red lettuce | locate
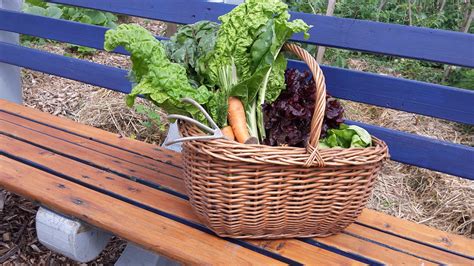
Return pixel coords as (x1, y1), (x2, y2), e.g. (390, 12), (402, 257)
(263, 68), (344, 147)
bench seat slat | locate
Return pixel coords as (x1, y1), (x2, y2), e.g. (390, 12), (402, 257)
(358, 209), (474, 259)
(0, 99), (179, 165)
(46, 0), (474, 67)
(2, 18), (473, 125)
(0, 111), (182, 177)
(0, 157), (288, 265)
(0, 118), (186, 195)
(0, 101), (472, 264)
(2, 111), (471, 264)
(343, 223), (471, 263)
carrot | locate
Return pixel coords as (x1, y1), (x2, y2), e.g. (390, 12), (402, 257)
(228, 97), (251, 144)
(221, 126), (235, 141)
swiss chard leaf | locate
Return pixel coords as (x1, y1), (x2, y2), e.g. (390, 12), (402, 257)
(206, 0), (310, 140)
(104, 24), (213, 124)
(163, 21), (219, 88)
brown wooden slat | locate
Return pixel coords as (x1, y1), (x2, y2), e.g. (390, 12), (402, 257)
(0, 133), (444, 265)
(0, 111), (183, 178)
(358, 209), (474, 258)
(0, 118), (186, 195)
(2, 100), (472, 264)
(315, 233), (436, 265)
(248, 240), (364, 266)
(0, 99), (181, 166)
(0, 156), (285, 265)
(343, 223), (471, 264)
(0, 134), (360, 265)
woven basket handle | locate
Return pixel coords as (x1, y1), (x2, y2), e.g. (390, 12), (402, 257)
(284, 44), (326, 161)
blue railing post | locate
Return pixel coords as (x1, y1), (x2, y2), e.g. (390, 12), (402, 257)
(0, 0), (23, 104)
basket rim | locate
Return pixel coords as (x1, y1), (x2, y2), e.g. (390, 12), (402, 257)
(180, 122), (389, 167)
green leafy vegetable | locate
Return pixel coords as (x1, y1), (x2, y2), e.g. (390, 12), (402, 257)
(163, 21), (220, 88)
(203, 0), (311, 141)
(319, 124), (372, 149)
(104, 24), (214, 123)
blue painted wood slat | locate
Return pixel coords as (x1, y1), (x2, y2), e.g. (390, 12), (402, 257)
(0, 41), (472, 179)
(0, 42), (131, 93)
(0, 9), (143, 54)
(1, 9), (473, 125)
(288, 60), (474, 125)
(347, 121), (474, 180)
(47, 0), (474, 67)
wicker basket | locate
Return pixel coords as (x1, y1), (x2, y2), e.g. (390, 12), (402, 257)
(179, 43), (389, 239)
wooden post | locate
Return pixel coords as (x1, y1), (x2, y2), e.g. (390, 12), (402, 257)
(461, 6), (473, 33)
(408, 0), (413, 26)
(378, 0), (387, 11)
(0, 0), (23, 104)
(316, 0), (336, 63)
(438, 0), (446, 13)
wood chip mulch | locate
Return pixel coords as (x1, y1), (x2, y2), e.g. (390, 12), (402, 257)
(0, 190), (126, 265)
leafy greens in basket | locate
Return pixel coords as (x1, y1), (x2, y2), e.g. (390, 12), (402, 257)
(103, 0), (310, 144)
(163, 21), (220, 89)
(204, 0), (310, 139)
(104, 24), (217, 124)
(319, 124), (372, 149)
(104, 0), (371, 148)
(263, 68), (371, 148)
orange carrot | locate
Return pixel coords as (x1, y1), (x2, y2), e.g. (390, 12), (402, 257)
(228, 97), (250, 144)
(221, 126), (235, 141)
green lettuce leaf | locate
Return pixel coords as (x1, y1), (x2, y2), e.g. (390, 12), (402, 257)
(104, 24), (213, 123)
(318, 124), (372, 149)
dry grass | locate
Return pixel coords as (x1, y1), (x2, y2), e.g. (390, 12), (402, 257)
(344, 59), (473, 238)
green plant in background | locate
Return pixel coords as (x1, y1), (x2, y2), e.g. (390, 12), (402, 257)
(284, 0), (473, 90)
(23, 0), (118, 27)
(23, 1), (62, 18)
(60, 6), (118, 28)
(446, 68), (474, 90)
(134, 104), (167, 132)
(284, 0), (326, 13)
(22, 0), (118, 55)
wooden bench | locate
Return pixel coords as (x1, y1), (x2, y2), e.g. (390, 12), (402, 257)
(1, 0), (473, 264)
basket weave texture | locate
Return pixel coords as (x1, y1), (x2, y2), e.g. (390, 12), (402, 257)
(179, 43), (389, 239)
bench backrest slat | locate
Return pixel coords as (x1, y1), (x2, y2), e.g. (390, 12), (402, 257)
(48, 0), (474, 67)
(1, 40), (472, 180)
(349, 121), (474, 180)
(289, 60), (474, 125)
(0, 41), (130, 92)
(2, 9), (473, 125)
